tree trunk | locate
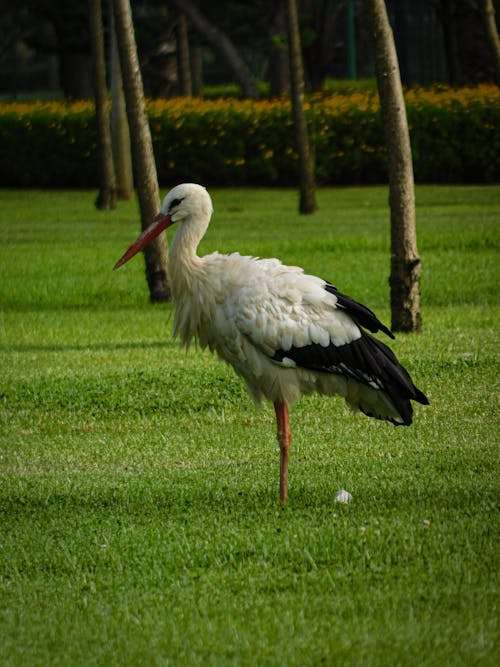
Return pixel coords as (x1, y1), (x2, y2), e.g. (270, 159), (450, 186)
(268, 43), (289, 97)
(438, 0), (462, 85)
(112, 0), (170, 302)
(191, 42), (203, 97)
(59, 51), (91, 98)
(169, 0), (259, 98)
(177, 12), (192, 96)
(268, 2), (289, 97)
(110, 0), (133, 200)
(362, 0), (421, 332)
(89, 0), (117, 210)
(302, 0), (342, 90)
(483, 0), (500, 84)
(285, 0), (317, 214)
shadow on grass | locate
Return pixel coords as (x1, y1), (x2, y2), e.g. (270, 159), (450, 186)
(3, 465), (495, 522)
(2, 340), (170, 354)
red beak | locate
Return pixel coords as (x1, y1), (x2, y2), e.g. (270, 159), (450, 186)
(113, 212), (172, 270)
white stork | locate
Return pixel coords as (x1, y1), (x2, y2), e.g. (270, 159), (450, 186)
(114, 183), (428, 504)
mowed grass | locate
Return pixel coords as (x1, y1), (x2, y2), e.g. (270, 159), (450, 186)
(0, 185), (498, 666)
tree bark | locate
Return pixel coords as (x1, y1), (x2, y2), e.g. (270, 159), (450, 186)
(437, 0), (462, 85)
(302, 0), (343, 90)
(168, 0), (259, 98)
(285, 0), (317, 214)
(89, 0), (117, 210)
(110, 0), (133, 200)
(268, 2), (289, 97)
(483, 0), (500, 84)
(191, 42), (203, 97)
(59, 51), (91, 98)
(112, 0), (170, 302)
(176, 12), (192, 96)
(362, 0), (421, 332)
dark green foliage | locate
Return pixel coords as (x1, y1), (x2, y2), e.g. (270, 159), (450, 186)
(1, 85), (498, 188)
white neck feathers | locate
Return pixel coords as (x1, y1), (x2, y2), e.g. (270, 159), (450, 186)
(167, 207), (213, 345)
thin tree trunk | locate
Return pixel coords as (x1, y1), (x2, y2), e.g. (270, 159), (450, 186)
(89, 0), (117, 210)
(169, 0), (259, 98)
(483, 0), (500, 84)
(191, 42), (203, 97)
(177, 12), (192, 96)
(110, 0), (133, 200)
(438, 0), (462, 85)
(59, 52), (91, 98)
(285, 0), (317, 214)
(112, 0), (170, 302)
(363, 0), (421, 332)
(268, 3), (289, 97)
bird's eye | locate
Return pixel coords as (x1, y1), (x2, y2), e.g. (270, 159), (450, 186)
(169, 197), (184, 211)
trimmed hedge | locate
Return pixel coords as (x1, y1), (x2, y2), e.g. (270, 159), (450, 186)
(0, 85), (498, 187)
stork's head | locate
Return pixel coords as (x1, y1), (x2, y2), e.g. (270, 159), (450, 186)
(113, 183), (213, 270)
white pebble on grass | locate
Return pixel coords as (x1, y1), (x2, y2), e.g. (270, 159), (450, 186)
(334, 489), (352, 504)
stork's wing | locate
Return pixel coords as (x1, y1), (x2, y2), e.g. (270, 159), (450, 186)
(229, 262), (427, 423)
(231, 264), (391, 358)
(230, 262), (363, 356)
(324, 282), (394, 339)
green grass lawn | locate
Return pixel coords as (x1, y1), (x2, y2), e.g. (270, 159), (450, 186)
(0, 185), (498, 665)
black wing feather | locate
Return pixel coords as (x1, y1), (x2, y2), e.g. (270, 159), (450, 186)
(272, 283), (428, 425)
(325, 282), (394, 339)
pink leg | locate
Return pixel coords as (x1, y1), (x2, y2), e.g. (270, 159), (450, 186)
(274, 401), (291, 504)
